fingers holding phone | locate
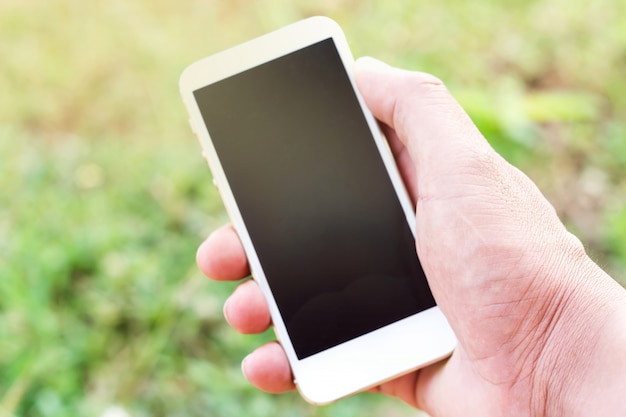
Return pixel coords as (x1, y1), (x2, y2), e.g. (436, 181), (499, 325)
(198, 226), (294, 392)
(196, 225), (249, 281)
(197, 226), (273, 337)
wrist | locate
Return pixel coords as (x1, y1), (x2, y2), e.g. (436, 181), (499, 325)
(531, 252), (626, 417)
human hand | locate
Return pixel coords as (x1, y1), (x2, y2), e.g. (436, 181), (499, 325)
(197, 58), (626, 416)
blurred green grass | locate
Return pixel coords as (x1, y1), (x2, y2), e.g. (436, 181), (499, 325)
(1, 0), (625, 416)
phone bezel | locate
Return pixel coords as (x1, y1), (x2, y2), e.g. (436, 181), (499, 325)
(180, 16), (456, 404)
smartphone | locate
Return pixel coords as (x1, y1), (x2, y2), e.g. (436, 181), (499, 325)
(179, 16), (456, 404)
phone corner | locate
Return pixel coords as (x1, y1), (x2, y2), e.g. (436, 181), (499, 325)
(298, 15), (341, 35)
(294, 382), (342, 407)
(178, 65), (194, 97)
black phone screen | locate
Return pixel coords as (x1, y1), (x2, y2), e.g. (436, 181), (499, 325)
(194, 38), (435, 359)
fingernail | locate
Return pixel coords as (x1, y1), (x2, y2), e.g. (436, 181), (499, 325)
(223, 297), (232, 326)
(241, 353), (251, 377)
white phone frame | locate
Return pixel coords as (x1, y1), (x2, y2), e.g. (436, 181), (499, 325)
(180, 16), (456, 404)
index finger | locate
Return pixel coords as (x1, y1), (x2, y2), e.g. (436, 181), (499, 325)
(197, 224), (250, 281)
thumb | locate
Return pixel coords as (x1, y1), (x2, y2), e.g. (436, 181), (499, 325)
(354, 57), (492, 200)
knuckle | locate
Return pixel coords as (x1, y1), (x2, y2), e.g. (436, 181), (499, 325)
(392, 71), (453, 130)
(407, 72), (448, 98)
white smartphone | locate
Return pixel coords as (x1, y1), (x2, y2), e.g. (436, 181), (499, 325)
(180, 16), (456, 404)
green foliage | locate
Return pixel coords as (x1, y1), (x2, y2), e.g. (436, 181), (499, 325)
(1, 0), (625, 416)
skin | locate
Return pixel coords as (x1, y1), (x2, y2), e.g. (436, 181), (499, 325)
(196, 57), (626, 416)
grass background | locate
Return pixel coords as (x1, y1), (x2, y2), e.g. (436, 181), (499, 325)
(1, 0), (625, 416)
